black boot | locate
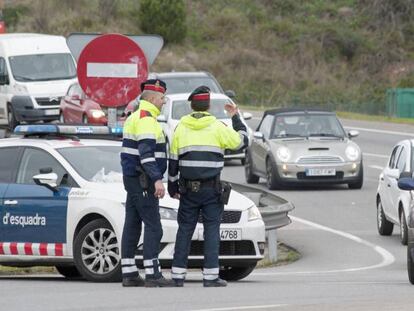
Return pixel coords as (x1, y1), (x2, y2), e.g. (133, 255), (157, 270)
(203, 278), (227, 287)
(145, 275), (176, 287)
(122, 275), (145, 287)
(173, 279), (184, 287)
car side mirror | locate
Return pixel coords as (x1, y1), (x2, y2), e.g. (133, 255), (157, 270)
(348, 130), (359, 139)
(225, 90), (236, 98)
(33, 172), (58, 192)
(400, 171), (412, 179)
(242, 112), (252, 120)
(398, 177), (414, 191)
(253, 131), (264, 140)
(0, 74), (9, 85)
(157, 115), (167, 123)
(71, 94), (80, 100)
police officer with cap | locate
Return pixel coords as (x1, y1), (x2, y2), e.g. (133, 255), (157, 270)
(168, 86), (248, 287)
(120, 79), (174, 287)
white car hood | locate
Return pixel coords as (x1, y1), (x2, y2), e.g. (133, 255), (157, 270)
(83, 182), (254, 211)
(20, 79), (77, 97)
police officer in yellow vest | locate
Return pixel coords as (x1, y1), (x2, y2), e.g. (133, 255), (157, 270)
(168, 86), (248, 287)
(120, 79), (174, 287)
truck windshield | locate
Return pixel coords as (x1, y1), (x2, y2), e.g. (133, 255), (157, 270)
(9, 53), (76, 82)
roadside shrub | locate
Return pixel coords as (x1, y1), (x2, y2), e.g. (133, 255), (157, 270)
(138, 0), (187, 44)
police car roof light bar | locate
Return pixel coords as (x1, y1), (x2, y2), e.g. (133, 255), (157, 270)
(14, 124), (123, 139)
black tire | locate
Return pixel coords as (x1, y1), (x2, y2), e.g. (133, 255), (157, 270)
(55, 265), (83, 279)
(73, 218), (121, 282)
(377, 198), (393, 236)
(219, 264), (256, 281)
(348, 162), (364, 189)
(266, 157), (281, 190)
(7, 104), (19, 130)
(408, 244), (414, 285)
(400, 209), (408, 245)
(245, 151), (259, 184)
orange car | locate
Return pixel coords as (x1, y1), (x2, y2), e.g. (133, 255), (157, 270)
(59, 83), (137, 125)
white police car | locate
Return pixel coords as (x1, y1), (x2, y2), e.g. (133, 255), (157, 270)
(0, 125), (265, 282)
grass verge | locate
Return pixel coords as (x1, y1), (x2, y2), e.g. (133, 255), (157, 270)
(257, 242), (300, 268)
(0, 266), (57, 275)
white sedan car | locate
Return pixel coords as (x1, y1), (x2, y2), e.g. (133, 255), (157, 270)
(0, 125), (265, 282)
(376, 139), (413, 245)
(158, 93), (252, 164)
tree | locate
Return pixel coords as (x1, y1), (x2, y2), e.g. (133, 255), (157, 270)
(138, 0), (187, 44)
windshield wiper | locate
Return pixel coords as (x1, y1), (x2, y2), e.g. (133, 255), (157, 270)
(274, 134), (307, 139)
(309, 133), (343, 139)
(13, 75), (36, 81)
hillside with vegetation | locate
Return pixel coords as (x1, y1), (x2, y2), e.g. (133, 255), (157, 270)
(4, 0), (414, 114)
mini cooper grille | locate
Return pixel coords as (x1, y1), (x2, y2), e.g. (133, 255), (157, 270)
(297, 156), (343, 164)
(198, 211), (241, 224)
(190, 241), (256, 256)
(35, 97), (61, 106)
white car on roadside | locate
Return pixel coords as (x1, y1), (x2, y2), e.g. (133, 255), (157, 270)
(376, 139), (413, 245)
(158, 93), (252, 164)
(0, 124), (265, 282)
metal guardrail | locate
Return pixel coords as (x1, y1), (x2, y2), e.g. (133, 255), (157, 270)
(227, 181), (295, 230)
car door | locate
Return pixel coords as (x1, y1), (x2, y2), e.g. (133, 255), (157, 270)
(0, 146), (21, 251)
(2, 147), (74, 256)
(381, 145), (402, 221)
(64, 84), (82, 123)
(251, 114), (274, 174)
(389, 143), (409, 221)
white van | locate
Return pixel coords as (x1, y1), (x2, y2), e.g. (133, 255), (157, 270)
(0, 33), (77, 129)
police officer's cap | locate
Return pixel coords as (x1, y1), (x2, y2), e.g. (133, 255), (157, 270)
(140, 79), (167, 94)
(188, 86), (210, 111)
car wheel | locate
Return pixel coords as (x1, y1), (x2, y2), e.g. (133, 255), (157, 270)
(377, 199), (393, 236)
(245, 151), (259, 184)
(73, 218), (121, 282)
(7, 104), (19, 130)
(55, 265), (83, 279)
(266, 157), (281, 190)
(348, 161), (364, 189)
(408, 244), (414, 285)
(400, 209), (408, 245)
(219, 264), (256, 281)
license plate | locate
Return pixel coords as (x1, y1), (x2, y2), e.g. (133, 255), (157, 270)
(44, 109), (60, 116)
(198, 228), (242, 241)
(305, 168), (336, 176)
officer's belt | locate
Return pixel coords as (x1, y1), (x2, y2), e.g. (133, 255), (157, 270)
(183, 178), (218, 192)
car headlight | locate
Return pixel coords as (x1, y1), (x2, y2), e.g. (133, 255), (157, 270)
(276, 147), (291, 162)
(91, 109), (106, 119)
(13, 84), (29, 95)
(247, 205), (262, 221)
(345, 145), (359, 161)
(159, 207), (178, 220)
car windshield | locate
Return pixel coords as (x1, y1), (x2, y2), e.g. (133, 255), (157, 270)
(9, 53), (76, 82)
(171, 98), (231, 120)
(271, 113), (345, 139)
(162, 77), (222, 94)
(57, 146), (123, 183)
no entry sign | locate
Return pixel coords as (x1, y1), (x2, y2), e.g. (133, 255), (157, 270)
(77, 33), (148, 107)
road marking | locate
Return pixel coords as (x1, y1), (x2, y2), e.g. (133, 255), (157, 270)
(252, 216), (395, 276)
(192, 304), (286, 311)
(369, 165), (383, 170)
(363, 152), (389, 159)
(344, 126), (414, 137)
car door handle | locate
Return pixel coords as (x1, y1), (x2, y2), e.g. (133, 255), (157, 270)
(387, 184), (391, 187)
(380, 177), (384, 181)
(4, 200), (18, 205)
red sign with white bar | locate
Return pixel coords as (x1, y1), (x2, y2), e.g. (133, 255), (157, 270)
(77, 33), (148, 108)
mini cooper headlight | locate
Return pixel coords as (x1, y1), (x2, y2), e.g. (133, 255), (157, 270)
(248, 205), (262, 221)
(345, 145), (359, 161)
(276, 147), (291, 162)
(159, 207), (178, 220)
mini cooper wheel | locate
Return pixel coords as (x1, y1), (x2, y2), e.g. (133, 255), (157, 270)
(377, 198), (393, 236)
(245, 151), (259, 184)
(400, 210), (408, 245)
(266, 157), (281, 190)
(73, 219), (121, 282)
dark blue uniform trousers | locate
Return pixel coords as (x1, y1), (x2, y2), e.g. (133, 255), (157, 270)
(171, 187), (224, 281)
(121, 175), (163, 279)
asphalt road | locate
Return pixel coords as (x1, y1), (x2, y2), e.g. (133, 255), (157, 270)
(2, 115), (414, 311)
